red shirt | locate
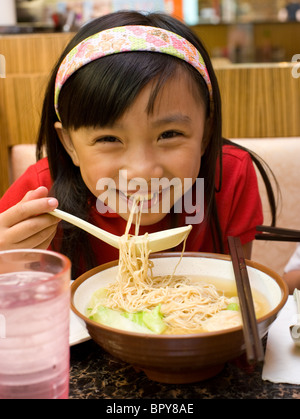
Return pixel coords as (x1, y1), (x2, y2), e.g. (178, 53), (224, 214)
(0, 144), (263, 266)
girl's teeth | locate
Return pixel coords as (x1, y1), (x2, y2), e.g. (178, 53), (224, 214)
(125, 192), (156, 201)
(137, 193), (155, 202)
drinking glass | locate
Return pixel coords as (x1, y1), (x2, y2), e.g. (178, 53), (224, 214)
(0, 249), (71, 399)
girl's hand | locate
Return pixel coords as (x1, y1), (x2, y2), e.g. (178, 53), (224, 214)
(0, 186), (60, 251)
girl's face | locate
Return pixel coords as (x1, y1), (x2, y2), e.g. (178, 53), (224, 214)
(56, 71), (208, 225)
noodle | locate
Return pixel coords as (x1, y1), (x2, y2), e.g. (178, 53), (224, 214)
(90, 197), (232, 333)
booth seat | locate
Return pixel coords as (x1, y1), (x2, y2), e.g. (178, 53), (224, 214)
(10, 138), (300, 275)
(10, 144), (37, 183)
(233, 138), (300, 275)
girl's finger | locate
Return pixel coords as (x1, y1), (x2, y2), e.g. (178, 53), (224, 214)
(5, 213), (60, 244)
(20, 186), (49, 203)
(2, 197), (59, 228)
(5, 223), (59, 251)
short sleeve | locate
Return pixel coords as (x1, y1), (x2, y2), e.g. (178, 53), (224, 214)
(216, 146), (263, 252)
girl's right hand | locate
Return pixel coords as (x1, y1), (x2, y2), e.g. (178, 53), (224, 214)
(0, 186), (60, 251)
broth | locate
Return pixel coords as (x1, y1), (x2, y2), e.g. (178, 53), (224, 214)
(162, 275), (271, 334)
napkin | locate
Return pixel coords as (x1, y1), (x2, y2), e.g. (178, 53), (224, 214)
(69, 310), (90, 346)
(262, 295), (300, 384)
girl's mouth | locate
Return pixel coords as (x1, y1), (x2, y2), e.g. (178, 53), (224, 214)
(118, 190), (163, 211)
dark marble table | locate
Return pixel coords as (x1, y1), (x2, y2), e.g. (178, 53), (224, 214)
(69, 339), (299, 400)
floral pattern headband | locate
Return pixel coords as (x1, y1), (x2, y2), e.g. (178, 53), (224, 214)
(54, 25), (213, 121)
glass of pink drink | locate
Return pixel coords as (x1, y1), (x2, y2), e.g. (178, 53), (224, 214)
(0, 249), (71, 399)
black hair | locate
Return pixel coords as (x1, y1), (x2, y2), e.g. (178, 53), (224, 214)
(36, 10), (277, 277)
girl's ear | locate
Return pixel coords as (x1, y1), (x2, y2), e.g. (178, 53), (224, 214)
(54, 122), (80, 166)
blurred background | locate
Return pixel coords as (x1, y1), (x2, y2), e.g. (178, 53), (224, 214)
(0, 0), (296, 63)
(13, 0), (300, 27)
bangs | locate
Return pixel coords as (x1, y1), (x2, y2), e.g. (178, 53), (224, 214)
(57, 51), (209, 129)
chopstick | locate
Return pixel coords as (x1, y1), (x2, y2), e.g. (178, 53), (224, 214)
(255, 225), (300, 242)
(228, 236), (264, 364)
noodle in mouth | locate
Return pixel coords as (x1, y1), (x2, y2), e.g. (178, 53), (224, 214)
(88, 197), (245, 334)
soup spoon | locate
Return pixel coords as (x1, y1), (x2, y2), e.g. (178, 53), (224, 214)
(49, 208), (192, 253)
(289, 288), (300, 347)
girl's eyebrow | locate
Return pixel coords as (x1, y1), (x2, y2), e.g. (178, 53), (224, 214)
(151, 114), (192, 127)
(102, 114), (192, 130)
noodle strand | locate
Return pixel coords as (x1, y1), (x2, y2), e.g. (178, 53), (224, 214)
(94, 196), (231, 333)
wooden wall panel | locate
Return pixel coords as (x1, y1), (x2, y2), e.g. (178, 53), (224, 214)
(215, 64), (300, 138)
(0, 74), (48, 146)
(0, 33), (73, 74)
(0, 74), (48, 194)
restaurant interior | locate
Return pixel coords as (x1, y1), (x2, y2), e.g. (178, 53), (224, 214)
(0, 0), (299, 400)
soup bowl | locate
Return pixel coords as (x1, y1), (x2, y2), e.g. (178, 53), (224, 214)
(71, 252), (288, 383)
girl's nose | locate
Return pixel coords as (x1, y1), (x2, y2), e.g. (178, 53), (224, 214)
(123, 146), (164, 182)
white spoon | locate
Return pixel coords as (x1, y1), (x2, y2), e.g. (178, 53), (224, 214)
(49, 208), (192, 253)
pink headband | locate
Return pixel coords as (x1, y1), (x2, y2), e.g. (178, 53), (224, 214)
(54, 25), (213, 121)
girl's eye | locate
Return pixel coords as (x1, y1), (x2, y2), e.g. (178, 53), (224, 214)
(159, 130), (182, 140)
(95, 136), (120, 144)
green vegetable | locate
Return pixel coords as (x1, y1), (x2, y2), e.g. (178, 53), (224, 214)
(88, 304), (166, 334)
(226, 302), (239, 311)
(122, 305), (166, 334)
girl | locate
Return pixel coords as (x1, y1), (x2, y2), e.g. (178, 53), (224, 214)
(0, 11), (276, 278)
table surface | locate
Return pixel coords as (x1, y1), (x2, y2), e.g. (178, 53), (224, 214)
(69, 339), (299, 400)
